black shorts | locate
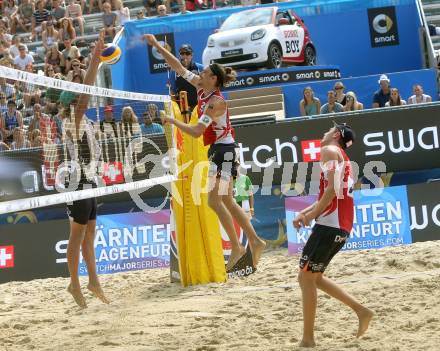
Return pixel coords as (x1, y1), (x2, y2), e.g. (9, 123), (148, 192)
(299, 224), (349, 273)
(66, 197), (97, 225)
(208, 143), (238, 180)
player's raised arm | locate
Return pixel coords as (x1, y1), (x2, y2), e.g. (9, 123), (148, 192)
(143, 34), (201, 88)
(74, 30), (105, 133)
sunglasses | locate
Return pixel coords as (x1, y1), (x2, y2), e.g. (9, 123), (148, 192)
(334, 86), (343, 90)
(180, 52), (191, 56)
(72, 64), (80, 67)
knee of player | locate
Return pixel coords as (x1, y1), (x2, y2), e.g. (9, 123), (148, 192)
(297, 269), (315, 285)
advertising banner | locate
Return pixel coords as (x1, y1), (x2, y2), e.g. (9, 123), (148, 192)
(407, 182), (440, 242)
(286, 185), (413, 255)
(115, 1), (422, 96)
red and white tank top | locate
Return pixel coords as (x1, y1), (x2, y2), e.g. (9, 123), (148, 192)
(315, 147), (354, 233)
(197, 88), (235, 146)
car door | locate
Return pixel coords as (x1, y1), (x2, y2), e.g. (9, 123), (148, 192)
(275, 11), (305, 61)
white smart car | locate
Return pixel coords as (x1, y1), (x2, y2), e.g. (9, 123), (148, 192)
(202, 6), (317, 69)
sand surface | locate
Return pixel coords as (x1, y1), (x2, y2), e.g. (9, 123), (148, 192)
(1, 241), (440, 351)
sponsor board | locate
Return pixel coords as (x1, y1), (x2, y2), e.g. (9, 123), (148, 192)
(55, 211), (171, 275)
(286, 186), (412, 255)
(223, 68), (341, 90)
(147, 33), (176, 74)
(368, 6), (399, 48)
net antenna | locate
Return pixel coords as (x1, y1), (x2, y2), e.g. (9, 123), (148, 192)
(0, 65), (177, 214)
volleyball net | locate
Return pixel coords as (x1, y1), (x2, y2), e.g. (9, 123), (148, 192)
(0, 65), (177, 214)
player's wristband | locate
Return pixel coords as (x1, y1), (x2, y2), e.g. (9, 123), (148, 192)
(198, 114), (213, 127)
(181, 69), (196, 82)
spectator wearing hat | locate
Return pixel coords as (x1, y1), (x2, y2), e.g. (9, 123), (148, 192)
(333, 81), (346, 106)
(141, 107), (164, 135)
(0, 99), (23, 144)
(170, 43), (203, 112)
(31, 0), (51, 41)
(100, 105), (119, 139)
(320, 91), (344, 114)
(13, 44), (34, 70)
(407, 84), (432, 105)
(372, 74), (391, 108)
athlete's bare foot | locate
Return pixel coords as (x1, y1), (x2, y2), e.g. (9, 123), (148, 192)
(226, 245), (246, 271)
(87, 283), (110, 304)
(356, 307), (374, 338)
(299, 340), (316, 348)
(250, 239), (266, 267)
(67, 284), (87, 309)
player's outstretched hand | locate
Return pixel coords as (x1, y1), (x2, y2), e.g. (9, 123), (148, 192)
(143, 34), (158, 47)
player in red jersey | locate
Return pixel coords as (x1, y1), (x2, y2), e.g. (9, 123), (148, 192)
(293, 122), (373, 347)
(143, 34), (266, 272)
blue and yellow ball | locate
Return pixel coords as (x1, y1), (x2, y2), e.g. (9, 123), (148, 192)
(100, 44), (122, 65)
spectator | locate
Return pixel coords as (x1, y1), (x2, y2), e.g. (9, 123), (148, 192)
(11, 0), (34, 35)
(16, 65), (41, 107)
(407, 84), (432, 104)
(185, 0), (208, 11)
(0, 77), (15, 100)
(9, 35), (28, 59)
(136, 9), (146, 20)
(146, 103), (161, 123)
(144, 0), (160, 17)
(1, 100), (23, 144)
(31, 0), (51, 41)
(44, 64), (56, 77)
(320, 90), (344, 114)
(3, 0), (18, 26)
(333, 81), (346, 106)
(45, 43), (65, 73)
(66, 0), (85, 37)
(102, 2), (117, 40)
(51, 0), (66, 24)
(28, 103), (49, 132)
(170, 44), (202, 112)
(62, 38), (79, 72)
(373, 74), (391, 108)
(100, 105), (119, 139)
(385, 88), (406, 107)
(177, 2), (191, 14)
(157, 4), (168, 16)
(10, 127), (31, 150)
(59, 17), (77, 43)
(88, 0), (104, 14)
(0, 93), (8, 115)
(299, 86), (321, 117)
(115, 0), (130, 27)
(39, 20), (60, 60)
(428, 24), (440, 37)
(344, 91), (363, 111)
(141, 108), (164, 135)
(120, 106), (141, 138)
(13, 44), (34, 70)
(83, 42), (95, 68)
(66, 58), (86, 83)
(233, 165), (254, 219)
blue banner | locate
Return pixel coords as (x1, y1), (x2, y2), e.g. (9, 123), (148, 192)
(286, 185), (413, 254)
(78, 211), (170, 275)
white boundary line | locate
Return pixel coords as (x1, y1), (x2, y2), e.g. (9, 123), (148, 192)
(0, 66), (170, 103)
(0, 174), (176, 214)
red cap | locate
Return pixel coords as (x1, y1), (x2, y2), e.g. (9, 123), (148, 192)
(104, 105), (113, 112)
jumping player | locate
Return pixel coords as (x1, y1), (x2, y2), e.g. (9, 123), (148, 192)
(293, 122), (373, 347)
(143, 34), (266, 271)
(63, 31), (110, 308)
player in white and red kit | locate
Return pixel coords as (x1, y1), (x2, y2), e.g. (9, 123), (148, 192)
(293, 122), (373, 348)
(143, 34), (266, 272)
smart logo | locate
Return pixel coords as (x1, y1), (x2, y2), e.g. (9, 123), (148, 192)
(368, 7), (399, 47)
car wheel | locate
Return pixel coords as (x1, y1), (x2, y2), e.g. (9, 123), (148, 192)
(304, 45), (316, 66)
(267, 42), (282, 69)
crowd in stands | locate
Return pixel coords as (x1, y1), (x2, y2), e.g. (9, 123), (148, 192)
(299, 75), (433, 118)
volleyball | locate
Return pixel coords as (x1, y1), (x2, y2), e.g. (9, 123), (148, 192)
(100, 44), (122, 65)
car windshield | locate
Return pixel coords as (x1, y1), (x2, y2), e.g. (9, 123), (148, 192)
(220, 8), (273, 31)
